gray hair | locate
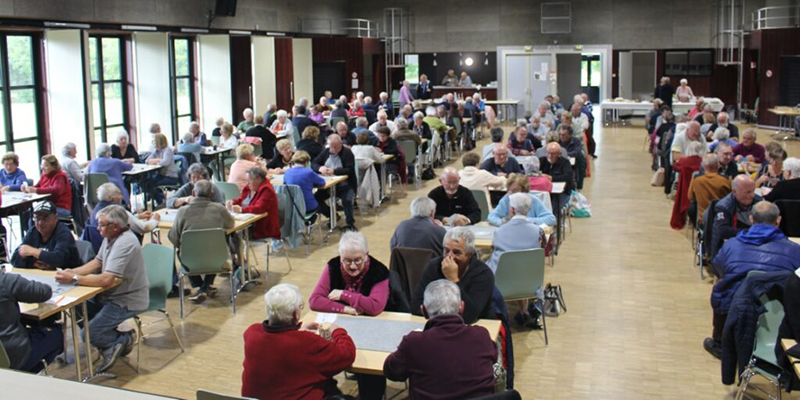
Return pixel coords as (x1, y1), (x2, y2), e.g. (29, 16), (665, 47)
(335, 99), (344, 108)
(395, 118), (409, 129)
(743, 128), (757, 140)
(377, 110), (388, 119)
(784, 157), (800, 178)
(243, 107), (254, 118)
(192, 179), (213, 199)
(440, 167), (459, 180)
(182, 132), (194, 143)
(61, 142), (76, 157)
(410, 196), (437, 218)
(96, 143), (112, 158)
(685, 141), (706, 157)
(701, 153), (719, 171)
(751, 201), (780, 225)
(115, 129), (129, 142)
(509, 192), (532, 216)
(356, 117), (368, 128)
(524, 157), (541, 176)
(299, 97), (309, 106)
(413, 111), (424, 120)
(716, 141), (733, 153)
(187, 162), (210, 179)
(423, 279), (461, 318)
(247, 166), (268, 181)
(338, 231), (368, 255)
(712, 127), (730, 141)
(96, 182), (121, 202)
(96, 204), (129, 228)
(276, 109), (288, 119)
(264, 283), (303, 325)
(443, 227), (476, 255)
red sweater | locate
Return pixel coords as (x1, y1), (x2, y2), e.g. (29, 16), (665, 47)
(242, 322), (356, 400)
(232, 181), (280, 239)
(36, 171), (72, 211)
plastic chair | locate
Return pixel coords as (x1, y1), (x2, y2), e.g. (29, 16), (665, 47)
(133, 244), (186, 372)
(397, 140), (419, 182)
(214, 181), (242, 201)
(470, 189), (491, 222)
(178, 228), (234, 318)
(85, 173), (109, 210)
(210, 136), (220, 146)
(0, 340), (10, 369)
(75, 240), (96, 264)
(330, 116), (345, 129)
(494, 248), (548, 344)
(197, 389), (256, 400)
(292, 126), (301, 146)
(775, 199), (800, 237)
(736, 289), (785, 400)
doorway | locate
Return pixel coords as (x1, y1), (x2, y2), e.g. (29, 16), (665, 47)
(580, 54), (601, 104)
(229, 36), (252, 118)
(504, 54), (551, 117)
(313, 61), (346, 101)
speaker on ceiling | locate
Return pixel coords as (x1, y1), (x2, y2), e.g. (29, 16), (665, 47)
(215, 0), (237, 17)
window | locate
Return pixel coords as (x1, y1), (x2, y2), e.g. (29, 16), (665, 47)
(580, 54), (602, 87)
(170, 37), (195, 142)
(664, 50), (714, 76)
(0, 34), (43, 180)
(89, 36), (126, 148)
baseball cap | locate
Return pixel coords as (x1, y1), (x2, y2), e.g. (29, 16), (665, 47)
(33, 201), (57, 216)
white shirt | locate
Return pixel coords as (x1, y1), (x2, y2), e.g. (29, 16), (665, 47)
(351, 145), (384, 165)
(369, 120), (397, 134)
(458, 166), (506, 197)
(219, 135), (239, 150)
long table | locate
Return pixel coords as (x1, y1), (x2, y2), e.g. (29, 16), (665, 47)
(0, 368), (177, 399)
(768, 107), (800, 136)
(601, 97), (725, 124)
(485, 99), (520, 122)
(1, 192), (51, 236)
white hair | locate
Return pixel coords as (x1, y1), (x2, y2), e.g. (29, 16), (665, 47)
(356, 91), (364, 99)
(539, 101), (551, 109)
(423, 279), (461, 318)
(523, 157), (541, 176)
(743, 128), (757, 140)
(443, 227), (476, 255)
(115, 129), (129, 142)
(356, 117), (368, 127)
(96, 204), (129, 227)
(96, 182), (121, 202)
(243, 108), (254, 118)
(473, 93), (482, 101)
(96, 143), (112, 158)
(61, 142), (76, 157)
(440, 167), (459, 180)
(264, 284), (303, 325)
(379, 91), (388, 99)
(396, 118), (409, 129)
(680, 78), (688, 85)
(182, 132), (194, 143)
(377, 110), (388, 119)
(276, 110), (288, 119)
(410, 197), (437, 218)
(784, 157), (800, 178)
(685, 141), (706, 157)
(509, 192), (532, 216)
(338, 231), (368, 255)
(364, 96), (373, 104)
(413, 111), (424, 120)
(712, 127), (730, 141)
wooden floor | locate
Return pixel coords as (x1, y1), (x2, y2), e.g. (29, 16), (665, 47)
(50, 118), (800, 399)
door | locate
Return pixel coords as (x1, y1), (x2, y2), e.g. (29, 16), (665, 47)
(505, 55), (530, 115)
(631, 51), (656, 101)
(313, 62), (346, 101)
(229, 35), (252, 118)
(529, 55), (551, 112)
(619, 52), (632, 100)
(274, 37), (294, 111)
(556, 54), (582, 107)
(580, 54), (601, 104)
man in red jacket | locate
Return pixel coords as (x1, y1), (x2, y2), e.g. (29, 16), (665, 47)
(242, 283), (356, 400)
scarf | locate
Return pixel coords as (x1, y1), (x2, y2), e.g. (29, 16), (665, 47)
(340, 256), (371, 292)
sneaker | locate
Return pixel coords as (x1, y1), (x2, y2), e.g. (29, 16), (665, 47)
(188, 290), (207, 303)
(120, 331), (136, 357)
(513, 311), (526, 328)
(97, 342), (125, 373)
(168, 288), (191, 298)
(207, 286), (219, 299)
(526, 316), (542, 330)
(703, 337), (722, 360)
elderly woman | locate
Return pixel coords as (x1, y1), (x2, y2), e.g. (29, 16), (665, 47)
(755, 143), (787, 189)
(228, 143), (267, 191)
(524, 157), (553, 192)
(646, 99), (664, 134)
(348, 101), (365, 118)
(296, 126), (324, 161)
(58, 143), (83, 183)
(219, 122), (239, 150)
(700, 112), (716, 137)
(764, 157), (800, 202)
(488, 173), (555, 227)
(87, 143), (135, 205)
(676, 79), (695, 102)
(269, 110), (294, 143)
(144, 133), (179, 206)
(284, 151), (326, 214)
(25, 156), (72, 217)
(90, 183), (159, 237)
(688, 97), (706, 120)
(227, 167), (280, 239)
(708, 127), (737, 153)
(308, 105), (326, 125)
(242, 283), (355, 400)
(237, 107), (254, 133)
(168, 162), (224, 208)
(398, 80), (413, 108)
(266, 139), (294, 174)
(351, 132), (383, 166)
(111, 129), (141, 164)
(1, 152), (28, 192)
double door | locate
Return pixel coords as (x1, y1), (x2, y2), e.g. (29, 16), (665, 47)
(505, 54), (553, 118)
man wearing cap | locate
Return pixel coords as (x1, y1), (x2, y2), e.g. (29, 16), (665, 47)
(11, 201), (81, 270)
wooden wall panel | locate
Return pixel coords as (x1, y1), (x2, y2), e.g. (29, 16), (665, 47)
(750, 28), (800, 126)
(312, 37), (364, 100)
(230, 36), (253, 120)
(274, 37), (294, 111)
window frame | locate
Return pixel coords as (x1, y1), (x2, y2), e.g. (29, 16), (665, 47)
(169, 36), (196, 143)
(89, 34), (128, 148)
(663, 49), (715, 77)
(0, 32), (44, 162)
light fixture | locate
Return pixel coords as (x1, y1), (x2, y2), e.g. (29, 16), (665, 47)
(459, 52), (463, 66)
(465, 57), (474, 66)
(433, 52), (437, 67)
(485, 52), (489, 66)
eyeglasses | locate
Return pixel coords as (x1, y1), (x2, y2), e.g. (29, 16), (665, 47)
(341, 256), (365, 266)
(444, 247), (465, 256)
(98, 221), (114, 228)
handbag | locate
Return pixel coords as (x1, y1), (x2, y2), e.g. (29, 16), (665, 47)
(543, 283), (567, 317)
(650, 167), (665, 187)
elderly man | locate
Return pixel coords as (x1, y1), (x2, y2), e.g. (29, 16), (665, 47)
(458, 71), (473, 87)
(427, 168), (481, 226)
(333, 121), (358, 147)
(395, 104), (413, 125)
(441, 69), (458, 86)
(369, 110), (397, 134)
(91, 183), (160, 239)
(391, 197), (447, 256)
(411, 228), (495, 324)
(570, 103), (589, 138)
(55, 205), (148, 373)
(537, 102), (555, 129)
(709, 175), (763, 263)
(352, 117), (374, 140)
(459, 152), (506, 198)
(313, 134), (358, 231)
(423, 106), (448, 137)
(187, 121), (207, 145)
(481, 128), (515, 162)
(291, 105), (313, 138)
(167, 163), (224, 208)
(330, 100), (349, 122)
(88, 143), (134, 204)
(488, 174), (555, 227)
(707, 112), (739, 140)
(245, 115), (276, 159)
(384, 279), (496, 399)
(688, 154), (732, 226)
(480, 144), (522, 177)
(487, 193), (544, 327)
(557, 125), (586, 189)
(168, 180), (235, 303)
(11, 201), (81, 270)
(377, 91), (394, 117)
(242, 283), (355, 400)
(703, 201), (800, 359)
(58, 142), (83, 183)
(732, 129), (765, 164)
(237, 107), (255, 133)
(540, 142), (574, 204)
(392, 118), (421, 146)
(672, 121), (708, 165)
(764, 157), (800, 202)
(703, 142), (739, 179)
(529, 115), (548, 142)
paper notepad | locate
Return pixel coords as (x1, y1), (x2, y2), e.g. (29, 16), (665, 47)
(315, 313), (338, 324)
(233, 213), (256, 221)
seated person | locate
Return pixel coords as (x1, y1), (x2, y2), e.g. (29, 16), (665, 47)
(169, 179), (235, 303)
(458, 152), (506, 199)
(245, 115), (277, 159)
(0, 152), (28, 191)
(528, 115), (548, 142)
(703, 201), (800, 359)
(266, 139), (294, 174)
(754, 143), (786, 189)
(143, 133), (180, 206)
(708, 127), (736, 153)
(376, 127), (405, 182)
(177, 131), (203, 164)
(187, 121), (207, 145)
(237, 108), (255, 133)
(704, 142), (738, 179)
(390, 197), (447, 256)
(330, 99), (349, 122)
(0, 272), (63, 372)
(11, 201), (81, 270)
(709, 175), (763, 262)
(422, 107), (448, 140)
(557, 124), (584, 160)
(384, 279), (497, 399)
(764, 157), (800, 202)
(540, 142), (574, 193)
(523, 157), (553, 192)
(90, 183), (160, 238)
(283, 151), (327, 214)
(671, 121), (708, 166)
(428, 168), (481, 226)
(707, 111), (739, 140)
(87, 143), (135, 205)
(168, 163), (224, 208)
(219, 122), (240, 150)
(411, 227), (495, 324)
(369, 110), (397, 134)
(352, 132), (385, 166)
(480, 144), (522, 177)
(296, 126), (324, 161)
(411, 112), (433, 143)
(348, 100), (365, 118)
(481, 127), (516, 161)
(352, 116), (374, 140)
(58, 143), (84, 184)
(507, 125), (538, 156)
(228, 167), (281, 240)
(687, 154), (731, 226)
(55, 205), (149, 373)
(308, 104), (326, 125)
(488, 173), (555, 227)
(333, 121), (357, 148)
(312, 135), (358, 231)
(391, 117), (421, 146)
(242, 283), (355, 400)
(111, 129), (141, 163)
(732, 129), (765, 164)
(25, 156), (72, 217)
(228, 143), (267, 191)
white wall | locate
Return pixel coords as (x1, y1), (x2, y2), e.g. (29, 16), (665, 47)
(292, 38), (313, 105)
(133, 32), (172, 148)
(198, 35), (233, 134)
(44, 29), (88, 161)
(251, 36), (276, 115)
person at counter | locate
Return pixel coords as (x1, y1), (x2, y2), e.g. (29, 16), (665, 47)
(459, 71), (473, 87)
(417, 74), (432, 100)
(441, 69), (458, 86)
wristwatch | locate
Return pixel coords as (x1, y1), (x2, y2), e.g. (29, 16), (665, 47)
(71, 275), (79, 285)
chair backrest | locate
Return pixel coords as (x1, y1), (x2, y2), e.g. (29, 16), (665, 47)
(0, 340), (10, 369)
(330, 116), (345, 129)
(196, 389), (255, 400)
(214, 181), (241, 201)
(85, 173), (109, 209)
(179, 229), (230, 275)
(178, 152), (199, 166)
(452, 117), (462, 135)
(210, 136), (220, 146)
(292, 126), (301, 145)
(143, 243), (175, 312)
(775, 199), (800, 237)
(530, 191), (553, 213)
(751, 294), (785, 372)
(397, 139), (418, 165)
(389, 247), (435, 302)
(495, 248), (545, 301)
(470, 189), (491, 222)
(75, 240), (96, 264)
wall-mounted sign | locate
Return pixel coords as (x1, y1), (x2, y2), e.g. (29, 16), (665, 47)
(766, 69), (772, 78)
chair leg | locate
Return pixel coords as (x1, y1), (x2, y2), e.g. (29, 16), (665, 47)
(134, 316), (142, 374)
(161, 310), (185, 352)
(540, 301), (549, 345)
(282, 239), (293, 273)
(230, 273), (236, 315)
(266, 241), (271, 279)
(179, 274), (186, 320)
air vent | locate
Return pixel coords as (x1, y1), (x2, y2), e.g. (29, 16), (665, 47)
(541, 2), (571, 34)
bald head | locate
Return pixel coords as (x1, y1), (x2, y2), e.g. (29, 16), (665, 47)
(751, 201), (780, 226)
(687, 121), (701, 140)
(545, 142), (562, 164)
(732, 175), (756, 206)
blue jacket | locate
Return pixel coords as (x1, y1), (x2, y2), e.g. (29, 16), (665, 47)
(487, 217), (543, 273)
(87, 156), (134, 204)
(283, 166), (326, 212)
(488, 193), (556, 227)
(11, 222), (82, 269)
(0, 168), (28, 191)
(711, 224), (800, 314)
(710, 193), (763, 260)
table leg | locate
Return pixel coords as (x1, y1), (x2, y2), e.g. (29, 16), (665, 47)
(81, 302), (94, 380)
(553, 194), (562, 254)
(380, 162), (387, 202)
(69, 309), (83, 381)
(324, 185), (338, 242)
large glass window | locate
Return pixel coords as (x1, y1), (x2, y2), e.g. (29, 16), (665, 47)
(665, 50), (714, 76)
(0, 34), (42, 180)
(89, 36), (126, 148)
(170, 37), (195, 141)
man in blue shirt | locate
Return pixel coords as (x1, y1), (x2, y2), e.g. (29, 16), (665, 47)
(11, 201), (81, 270)
(479, 144), (522, 176)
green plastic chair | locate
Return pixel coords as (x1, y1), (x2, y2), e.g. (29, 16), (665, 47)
(178, 228), (233, 318)
(0, 340), (10, 369)
(197, 389), (255, 400)
(470, 189), (491, 222)
(494, 248), (548, 344)
(292, 126), (301, 145)
(133, 244), (186, 372)
(397, 139), (419, 182)
(214, 181), (241, 201)
(85, 173), (109, 209)
(330, 116), (345, 129)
